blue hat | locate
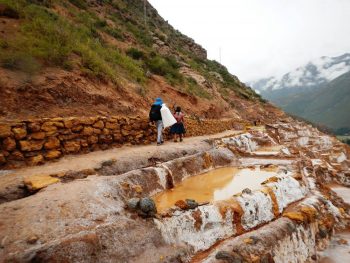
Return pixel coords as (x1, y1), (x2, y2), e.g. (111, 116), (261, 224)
(153, 97), (163, 106)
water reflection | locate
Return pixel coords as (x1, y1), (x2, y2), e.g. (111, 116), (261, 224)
(153, 166), (278, 213)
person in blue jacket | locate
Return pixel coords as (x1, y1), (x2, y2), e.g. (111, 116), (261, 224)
(149, 98), (164, 145)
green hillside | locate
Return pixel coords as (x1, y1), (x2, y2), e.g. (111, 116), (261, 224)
(282, 71), (350, 133)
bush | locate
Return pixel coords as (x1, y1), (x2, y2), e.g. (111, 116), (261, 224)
(105, 27), (124, 41)
(126, 48), (144, 60)
(68, 0), (87, 9)
(0, 51), (40, 74)
(185, 77), (211, 99)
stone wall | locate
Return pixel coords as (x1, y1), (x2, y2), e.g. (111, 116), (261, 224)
(0, 116), (242, 168)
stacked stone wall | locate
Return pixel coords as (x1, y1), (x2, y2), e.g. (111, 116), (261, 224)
(0, 116), (242, 168)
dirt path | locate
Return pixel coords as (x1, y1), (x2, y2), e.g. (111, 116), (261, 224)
(2, 130), (240, 178)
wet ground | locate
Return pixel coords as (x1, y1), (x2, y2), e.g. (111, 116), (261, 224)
(319, 185), (350, 262)
(319, 231), (350, 263)
(153, 166), (278, 213)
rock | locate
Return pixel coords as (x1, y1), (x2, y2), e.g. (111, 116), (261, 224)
(132, 185), (143, 194)
(9, 150), (24, 161)
(93, 128), (102, 135)
(31, 132), (46, 140)
(99, 134), (113, 144)
(139, 197), (157, 217)
(185, 199), (199, 209)
(87, 135), (99, 144)
(0, 124), (12, 138)
(71, 125), (83, 133)
(215, 251), (243, 263)
(63, 118), (75, 129)
(45, 150), (61, 160)
(93, 120), (104, 129)
(319, 226), (328, 238)
(41, 122), (60, 132)
(82, 127), (94, 136)
(175, 200), (189, 210)
(24, 175), (60, 191)
(127, 198), (140, 210)
(12, 127), (27, 140)
(44, 137), (60, 150)
(0, 153), (6, 164)
(242, 188), (252, 195)
(106, 122), (119, 130)
(27, 235), (39, 244)
(27, 155), (44, 166)
(28, 122), (41, 132)
(19, 140), (44, 151)
(63, 141), (81, 153)
(2, 137), (16, 151)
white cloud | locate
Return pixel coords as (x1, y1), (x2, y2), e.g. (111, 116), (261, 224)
(148, 0), (350, 82)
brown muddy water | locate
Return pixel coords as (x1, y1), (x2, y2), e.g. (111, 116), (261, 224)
(153, 166), (278, 213)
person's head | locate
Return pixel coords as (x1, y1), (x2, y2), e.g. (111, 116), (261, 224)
(175, 106), (181, 113)
(154, 97), (163, 106)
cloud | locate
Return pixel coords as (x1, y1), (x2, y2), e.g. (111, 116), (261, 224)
(148, 0), (350, 82)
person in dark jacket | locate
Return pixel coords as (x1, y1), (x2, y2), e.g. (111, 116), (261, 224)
(149, 97), (164, 145)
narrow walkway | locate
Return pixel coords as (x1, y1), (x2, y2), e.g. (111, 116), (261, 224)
(1, 130), (241, 178)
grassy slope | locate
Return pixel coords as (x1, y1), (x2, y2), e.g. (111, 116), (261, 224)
(0, 0), (262, 103)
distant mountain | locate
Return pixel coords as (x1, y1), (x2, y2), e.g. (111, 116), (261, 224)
(279, 71), (350, 133)
(249, 53), (350, 133)
(251, 53), (350, 101)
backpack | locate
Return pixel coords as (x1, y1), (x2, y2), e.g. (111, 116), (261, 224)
(149, 105), (162, 121)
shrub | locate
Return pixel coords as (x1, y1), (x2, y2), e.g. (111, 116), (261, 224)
(68, 0), (87, 9)
(105, 27), (124, 40)
(0, 51), (40, 74)
(126, 48), (144, 60)
(185, 77), (211, 99)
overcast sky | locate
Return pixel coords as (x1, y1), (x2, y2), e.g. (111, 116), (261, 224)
(148, 0), (350, 82)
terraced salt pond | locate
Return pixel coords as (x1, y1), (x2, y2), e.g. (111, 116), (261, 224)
(153, 166), (278, 213)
